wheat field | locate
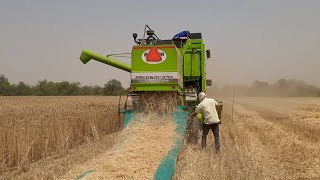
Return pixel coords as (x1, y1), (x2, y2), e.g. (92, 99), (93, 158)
(174, 97), (320, 179)
(0, 96), (120, 179)
(1, 97), (320, 179)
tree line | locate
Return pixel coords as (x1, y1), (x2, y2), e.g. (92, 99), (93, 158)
(0, 74), (125, 96)
(214, 79), (320, 97)
(2, 74), (320, 97)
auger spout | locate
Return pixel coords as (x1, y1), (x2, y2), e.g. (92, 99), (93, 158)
(80, 49), (131, 72)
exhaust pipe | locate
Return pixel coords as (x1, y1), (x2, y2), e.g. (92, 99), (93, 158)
(80, 49), (131, 72)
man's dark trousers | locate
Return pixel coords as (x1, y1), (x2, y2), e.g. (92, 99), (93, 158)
(202, 123), (220, 153)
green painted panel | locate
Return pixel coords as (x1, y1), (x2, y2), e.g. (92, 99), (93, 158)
(183, 54), (190, 76)
(183, 53), (200, 76)
(176, 49), (183, 88)
(131, 45), (179, 72)
(131, 83), (181, 91)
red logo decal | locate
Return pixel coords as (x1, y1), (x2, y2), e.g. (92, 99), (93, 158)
(146, 48), (162, 62)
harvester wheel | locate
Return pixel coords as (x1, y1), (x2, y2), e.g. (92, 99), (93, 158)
(188, 116), (199, 144)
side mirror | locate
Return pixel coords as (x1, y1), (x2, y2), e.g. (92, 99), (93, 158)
(206, 79), (212, 86)
(206, 49), (211, 59)
(133, 33), (141, 44)
(133, 33), (138, 39)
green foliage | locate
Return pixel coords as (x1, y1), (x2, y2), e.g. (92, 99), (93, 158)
(35, 80), (57, 96)
(0, 75), (12, 95)
(103, 79), (124, 96)
(56, 81), (80, 96)
(14, 82), (32, 96)
(0, 74), (125, 96)
(93, 85), (104, 95)
(79, 85), (94, 95)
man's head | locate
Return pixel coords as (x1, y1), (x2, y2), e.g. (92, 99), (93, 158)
(198, 92), (206, 102)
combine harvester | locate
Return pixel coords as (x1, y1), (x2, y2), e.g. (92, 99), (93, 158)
(79, 25), (222, 179)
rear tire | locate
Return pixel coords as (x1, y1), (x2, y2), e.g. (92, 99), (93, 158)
(188, 116), (199, 144)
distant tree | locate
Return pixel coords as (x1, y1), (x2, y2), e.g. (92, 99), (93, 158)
(47, 81), (59, 95)
(35, 80), (58, 96)
(252, 80), (269, 88)
(0, 75), (12, 95)
(67, 82), (80, 95)
(34, 80), (47, 96)
(0, 75), (128, 96)
(103, 79), (124, 95)
(79, 85), (94, 95)
(56, 81), (70, 95)
(14, 82), (32, 96)
(276, 79), (289, 89)
(93, 85), (103, 95)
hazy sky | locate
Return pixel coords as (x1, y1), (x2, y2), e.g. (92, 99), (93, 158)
(1, 0), (319, 87)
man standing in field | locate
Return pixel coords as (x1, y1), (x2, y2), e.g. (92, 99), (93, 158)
(189, 92), (221, 153)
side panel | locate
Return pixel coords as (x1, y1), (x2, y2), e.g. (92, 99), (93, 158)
(131, 45), (177, 72)
(176, 48), (184, 89)
(183, 53), (200, 76)
(131, 45), (183, 91)
(201, 43), (206, 92)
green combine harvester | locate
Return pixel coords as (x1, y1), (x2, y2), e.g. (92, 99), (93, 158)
(79, 25), (222, 179)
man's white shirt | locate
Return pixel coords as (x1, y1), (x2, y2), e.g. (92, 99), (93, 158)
(195, 98), (220, 124)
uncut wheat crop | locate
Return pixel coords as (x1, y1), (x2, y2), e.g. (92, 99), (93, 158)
(0, 96), (120, 174)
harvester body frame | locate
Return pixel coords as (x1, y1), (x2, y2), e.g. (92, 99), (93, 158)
(80, 31), (209, 107)
(78, 25), (223, 180)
